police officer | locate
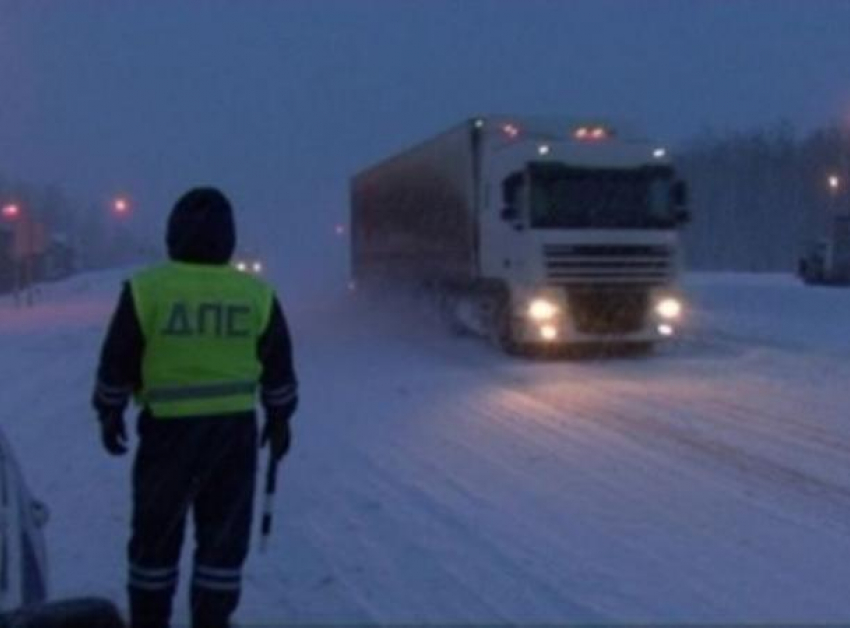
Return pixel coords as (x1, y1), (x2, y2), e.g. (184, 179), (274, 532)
(92, 187), (298, 628)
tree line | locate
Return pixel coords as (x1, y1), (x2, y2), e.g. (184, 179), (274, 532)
(0, 174), (150, 280)
(678, 122), (850, 271)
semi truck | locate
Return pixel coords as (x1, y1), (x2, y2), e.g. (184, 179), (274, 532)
(350, 116), (690, 353)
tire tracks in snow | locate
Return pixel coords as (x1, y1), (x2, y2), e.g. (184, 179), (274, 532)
(291, 423), (602, 623)
(392, 326), (850, 549)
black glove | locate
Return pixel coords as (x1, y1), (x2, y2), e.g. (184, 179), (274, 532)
(260, 416), (291, 460)
(98, 412), (128, 456)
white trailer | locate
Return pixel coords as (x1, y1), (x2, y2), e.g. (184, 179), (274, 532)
(351, 116), (690, 353)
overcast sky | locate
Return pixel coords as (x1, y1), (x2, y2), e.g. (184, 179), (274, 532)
(1, 0), (849, 263)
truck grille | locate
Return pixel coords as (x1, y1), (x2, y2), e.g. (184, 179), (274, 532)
(544, 244), (674, 285)
(568, 289), (649, 334)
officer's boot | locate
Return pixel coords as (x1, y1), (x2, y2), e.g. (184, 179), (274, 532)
(190, 586), (239, 628)
(129, 587), (175, 628)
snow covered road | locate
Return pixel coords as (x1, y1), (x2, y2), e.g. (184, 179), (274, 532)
(2, 271), (850, 624)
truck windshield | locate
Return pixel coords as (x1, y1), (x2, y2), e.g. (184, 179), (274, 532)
(528, 163), (677, 229)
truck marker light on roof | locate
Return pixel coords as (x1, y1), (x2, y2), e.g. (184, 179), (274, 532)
(575, 127), (609, 141)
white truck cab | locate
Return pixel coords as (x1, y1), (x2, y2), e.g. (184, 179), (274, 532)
(477, 118), (688, 348)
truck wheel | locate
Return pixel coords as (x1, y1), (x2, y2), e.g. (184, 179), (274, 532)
(438, 293), (467, 336)
(624, 342), (655, 357)
(493, 300), (527, 356)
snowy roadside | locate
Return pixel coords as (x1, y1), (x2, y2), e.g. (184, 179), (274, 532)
(684, 271), (850, 356)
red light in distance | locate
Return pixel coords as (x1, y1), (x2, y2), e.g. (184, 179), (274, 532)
(502, 123), (520, 139)
(113, 197), (130, 215)
(2, 204), (20, 220)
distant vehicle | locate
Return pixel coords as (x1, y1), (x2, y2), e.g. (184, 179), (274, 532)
(233, 256), (264, 275)
(351, 116), (691, 354)
(799, 214), (850, 285)
(0, 427), (123, 626)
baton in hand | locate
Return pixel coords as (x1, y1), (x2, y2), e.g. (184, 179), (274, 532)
(259, 453), (281, 552)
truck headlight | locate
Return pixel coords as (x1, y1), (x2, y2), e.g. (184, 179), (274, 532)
(540, 324), (559, 341)
(252, 261), (263, 273)
(655, 297), (682, 319)
(528, 298), (558, 321)
(235, 261), (247, 272)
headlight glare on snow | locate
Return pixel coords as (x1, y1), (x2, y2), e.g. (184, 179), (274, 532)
(655, 297), (682, 319)
(528, 298), (558, 321)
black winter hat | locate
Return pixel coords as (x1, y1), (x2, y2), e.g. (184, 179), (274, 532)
(166, 187), (236, 265)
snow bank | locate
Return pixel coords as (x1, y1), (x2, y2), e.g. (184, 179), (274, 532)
(685, 271), (850, 355)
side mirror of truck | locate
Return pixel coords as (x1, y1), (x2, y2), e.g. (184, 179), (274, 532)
(671, 181), (690, 224)
(672, 180), (688, 208)
(500, 206), (520, 222)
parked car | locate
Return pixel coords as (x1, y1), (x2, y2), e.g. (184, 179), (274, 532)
(0, 427), (123, 627)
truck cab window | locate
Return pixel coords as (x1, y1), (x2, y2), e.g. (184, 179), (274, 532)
(529, 163), (678, 229)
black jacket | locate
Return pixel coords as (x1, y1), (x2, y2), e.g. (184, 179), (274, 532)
(92, 187), (298, 424)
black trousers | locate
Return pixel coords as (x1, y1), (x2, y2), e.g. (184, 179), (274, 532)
(128, 412), (257, 628)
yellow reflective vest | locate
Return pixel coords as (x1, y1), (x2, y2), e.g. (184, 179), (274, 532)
(130, 262), (273, 418)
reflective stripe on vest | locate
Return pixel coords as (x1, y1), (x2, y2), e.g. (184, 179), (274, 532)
(146, 380), (257, 403)
(130, 262), (273, 418)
